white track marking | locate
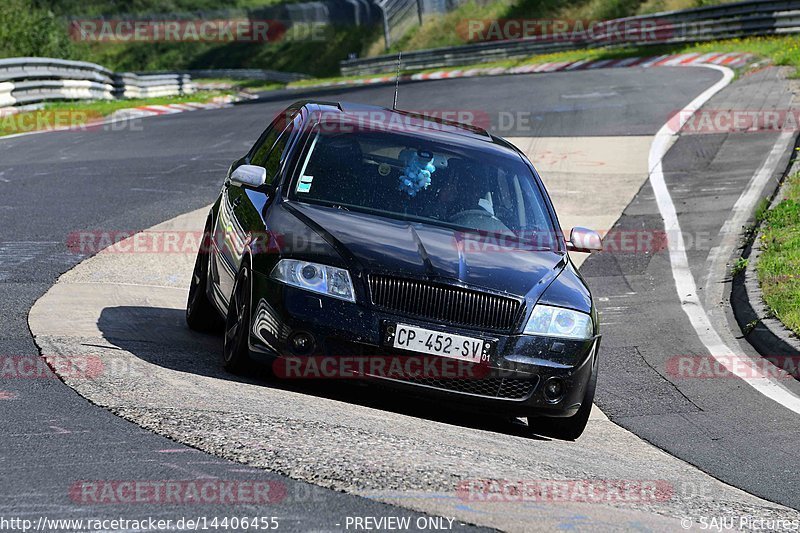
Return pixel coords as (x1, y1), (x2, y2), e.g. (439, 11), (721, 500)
(648, 64), (800, 413)
(704, 131), (795, 288)
(0, 100), (233, 142)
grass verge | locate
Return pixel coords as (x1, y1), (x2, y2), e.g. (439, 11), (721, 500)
(194, 78), (287, 93)
(757, 170), (800, 336)
(370, 0), (740, 56)
(72, 24), (378, 78)
(0, 91), (231, 137)
(287, 35), (800, 89)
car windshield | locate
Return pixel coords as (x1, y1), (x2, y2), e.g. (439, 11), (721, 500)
(289, 124), (557, 248)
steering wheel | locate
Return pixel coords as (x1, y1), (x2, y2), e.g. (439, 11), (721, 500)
(449, 209), (517, 237)
(448, 209), (496, 224)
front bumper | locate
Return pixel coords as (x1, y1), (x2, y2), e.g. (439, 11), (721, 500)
(248, 271), (599, 417)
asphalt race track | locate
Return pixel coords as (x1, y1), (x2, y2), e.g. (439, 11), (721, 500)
(585, 66), (800, 509)
(2, 66), (799, 530)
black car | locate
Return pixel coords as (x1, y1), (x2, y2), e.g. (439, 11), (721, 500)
(186, 100), (603, 439)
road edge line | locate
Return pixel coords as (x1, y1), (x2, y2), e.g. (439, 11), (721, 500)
(648, 64), (800, 413)
(732, 151), (800, 356)
(0, 95), (236, 142)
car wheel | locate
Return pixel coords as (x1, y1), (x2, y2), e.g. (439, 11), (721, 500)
(526, 358), (598, 441)
(223, 264), (253, 374)
(186, 220), (224, 333)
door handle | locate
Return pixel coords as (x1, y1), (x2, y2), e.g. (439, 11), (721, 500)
(232, 196), (242, 208)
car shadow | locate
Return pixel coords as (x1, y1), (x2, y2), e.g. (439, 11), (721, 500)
(96, 305), (549, 440)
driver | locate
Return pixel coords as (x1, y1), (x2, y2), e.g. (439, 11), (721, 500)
(444, 158), (493, 218)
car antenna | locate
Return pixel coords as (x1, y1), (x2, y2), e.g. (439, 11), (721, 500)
(392, 51), (402, 111)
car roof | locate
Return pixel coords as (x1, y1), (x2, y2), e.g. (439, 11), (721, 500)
(293, 101), (519, 156)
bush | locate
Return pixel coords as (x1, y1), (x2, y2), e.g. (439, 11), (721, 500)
(0, 0), (74, 58)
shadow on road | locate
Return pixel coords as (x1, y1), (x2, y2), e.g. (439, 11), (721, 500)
(97, 305), (547, 440)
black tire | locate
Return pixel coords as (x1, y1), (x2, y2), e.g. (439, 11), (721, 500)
(526, 358), (598, 441)
(223, 264), (253, 374)
(186, 221), (224, 333)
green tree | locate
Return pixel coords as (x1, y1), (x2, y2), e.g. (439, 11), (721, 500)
(0, 0), (74, 58)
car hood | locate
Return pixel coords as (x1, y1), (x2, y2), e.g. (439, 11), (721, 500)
(286, 202), (565, 299)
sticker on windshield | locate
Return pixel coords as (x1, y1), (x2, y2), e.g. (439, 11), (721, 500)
(478, 197), (495, 215)
(297, 175), (314, 193)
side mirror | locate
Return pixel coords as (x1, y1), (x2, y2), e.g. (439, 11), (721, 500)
(230, 164), (267, 188)
(567, 227), (602, 253)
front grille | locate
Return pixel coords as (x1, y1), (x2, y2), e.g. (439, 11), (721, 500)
(368, 274), (522, 332)
(382, 376), (537, 400)
(324, 340), (537, 401)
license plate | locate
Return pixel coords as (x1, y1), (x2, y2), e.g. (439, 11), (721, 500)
(390, 323), (492, 364)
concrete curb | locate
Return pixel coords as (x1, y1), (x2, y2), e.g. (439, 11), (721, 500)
(0, 93), (245, 141)
(732, 148), (800, 356)
(293, 52), (752, 91)
(101, 93), (239, 120)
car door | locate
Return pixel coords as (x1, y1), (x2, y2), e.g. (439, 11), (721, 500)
(213, 111), (299, 304)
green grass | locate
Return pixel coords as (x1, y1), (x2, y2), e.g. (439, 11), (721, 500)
(287, 34), (800, 89)
(1, 0), (378, 78)
(0, 0), (752, 78)
(374, 0), (741, 55)
(44, 92), (230, 113)
(0, 91), (230, 137)
(194, 78), (287, 92)
(4, 0), (800, 83)
(731, 257), (749, 277)
(40, 0), (298, 17)
(757, 171), (800, 335)
(67, 23), (378, 77)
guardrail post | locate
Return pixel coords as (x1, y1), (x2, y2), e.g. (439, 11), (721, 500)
(381, 5), (392, 50)
(340, 0), (800, 76)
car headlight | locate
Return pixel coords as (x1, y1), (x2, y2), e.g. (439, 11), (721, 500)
(523, 304), (593, 340)
(270, 259), (355, 302)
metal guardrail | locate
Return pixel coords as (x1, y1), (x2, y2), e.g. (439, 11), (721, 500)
(0, 58), (195, 109)
(375, 0), (464, 49)
(342, 0), (800, 75)
(375, 0), (421, 49)
(118, 72), (195, 98)
(182, 69), (309, 83)
(69, 0), (380, 29)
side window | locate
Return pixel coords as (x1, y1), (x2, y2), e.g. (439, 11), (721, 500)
(262, 122), (294, 184)
(247, 109), (297, 170)
(250, 121), (295, 187)
(250, 124), (286, 167)
(249, 127), (281, 169)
